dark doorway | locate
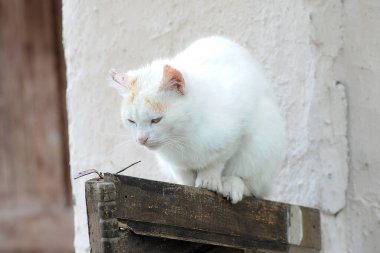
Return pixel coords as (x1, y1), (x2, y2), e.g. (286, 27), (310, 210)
(0, 0), (73, 252)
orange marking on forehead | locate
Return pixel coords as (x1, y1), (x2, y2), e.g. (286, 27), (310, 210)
(130, 92), (137, 104)
(128, 78), (138, 89)
(127, 78), (139, 104)
(144, 98), (167, 112)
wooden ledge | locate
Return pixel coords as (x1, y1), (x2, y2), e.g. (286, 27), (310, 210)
(85, 173), (321, 253)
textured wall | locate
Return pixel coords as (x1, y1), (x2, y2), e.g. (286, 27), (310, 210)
(63, 0), (378, 252)
(342, 1), (380, 252)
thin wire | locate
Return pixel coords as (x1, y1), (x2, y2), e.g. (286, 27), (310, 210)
(73, 169), (103, 180)
(115, 161), (142, 174)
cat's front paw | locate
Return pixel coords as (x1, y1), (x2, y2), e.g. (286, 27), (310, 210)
(195, 175), (223, 193)
(221, 176), (245, 204)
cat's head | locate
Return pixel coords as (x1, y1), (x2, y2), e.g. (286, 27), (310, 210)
(110, 63), (188, 150)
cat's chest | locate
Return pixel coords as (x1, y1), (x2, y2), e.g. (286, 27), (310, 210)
(156, 140), (236, 169)
(157, 149), (210, 169)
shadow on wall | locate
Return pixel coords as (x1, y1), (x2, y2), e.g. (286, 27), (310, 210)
(0, 0), (73, 252)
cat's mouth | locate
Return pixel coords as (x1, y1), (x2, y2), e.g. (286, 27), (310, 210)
(145, 145), (159, 150)
(144, 142), (160, 150)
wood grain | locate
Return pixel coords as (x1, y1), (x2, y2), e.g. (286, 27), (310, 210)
(86, 178), (244, 253)
(107, 173), (289, 251)
(86, 174), (320, 252)
(0, 0), (73, 252)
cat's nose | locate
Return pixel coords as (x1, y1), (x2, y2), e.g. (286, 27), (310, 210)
(138, 136), (149, 145)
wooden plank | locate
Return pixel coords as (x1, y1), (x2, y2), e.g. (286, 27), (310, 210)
(86, 179), (103, 253)
(298, 207), (321, 249)
(106, 173), (289, 252)
(104, 173), (320, 252)
(118, 229), (233, 253)
(86, 174), (320, 252)
(86, 178), (244, 253)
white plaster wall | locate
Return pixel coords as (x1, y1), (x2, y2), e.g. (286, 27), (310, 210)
(342, 1), (380, 252)
(63, 0), (378, 252)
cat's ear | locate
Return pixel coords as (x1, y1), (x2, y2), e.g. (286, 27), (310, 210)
(160, 65), (185, 95)
(109, 68), (129, 96)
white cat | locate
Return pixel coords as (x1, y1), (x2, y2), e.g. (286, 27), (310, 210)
(110, 37), (286, 203)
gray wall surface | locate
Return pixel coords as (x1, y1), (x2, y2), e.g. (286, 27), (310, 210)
(63, 1), (380, 252)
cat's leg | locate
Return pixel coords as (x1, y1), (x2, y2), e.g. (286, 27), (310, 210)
(156, 156), (196, 186)
(224, 125), (285, 200)
(223, 145), (268, 199)
(195, 163), (224, 193)
(221, 176), (250, 204)
(171, 167), (196, 186)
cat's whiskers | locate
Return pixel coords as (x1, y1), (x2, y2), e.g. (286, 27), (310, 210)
(104, 139), (136, 156)
(163, 135), (188, 159)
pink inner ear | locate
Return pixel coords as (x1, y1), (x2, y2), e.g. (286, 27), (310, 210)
(110, 69), (128, 86)
(161, 65), (185, 95)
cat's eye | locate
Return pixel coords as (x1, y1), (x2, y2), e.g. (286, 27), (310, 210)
(151, 117), (163, 124)
(128, 119), (136, 125)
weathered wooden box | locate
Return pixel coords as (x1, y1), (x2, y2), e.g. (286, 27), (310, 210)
(85, 173), (321, 253)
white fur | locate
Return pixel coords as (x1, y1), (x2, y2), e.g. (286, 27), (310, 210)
(111, 37), (286, 203)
